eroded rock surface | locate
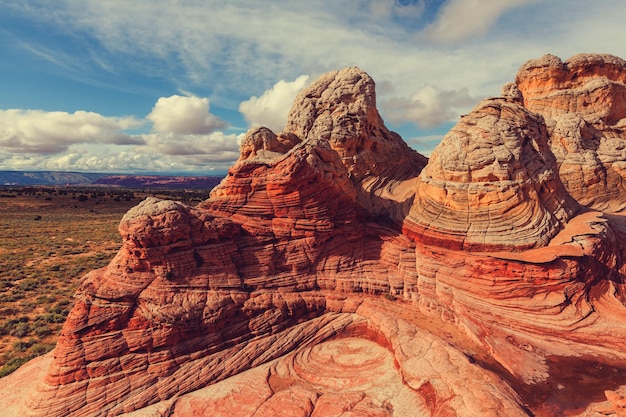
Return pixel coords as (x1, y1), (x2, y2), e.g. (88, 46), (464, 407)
(404, 96), (579, 251)
(516, 53), (626, 212)
(3, 56), (626, 417)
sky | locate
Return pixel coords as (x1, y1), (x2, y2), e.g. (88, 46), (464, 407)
(1, 0), (626, 175)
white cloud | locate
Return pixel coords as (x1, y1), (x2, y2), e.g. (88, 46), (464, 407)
(239, 75), (310, 132)
(0, 94), (241, 173)
(382, 85), (476, 127)
(0, 131), (243, 174)
(9, 0), (626, 111)
(421, 0), (539, 43)
(4, 0), (626, 175)
(141, 131), (241, 159)
(0, 109), (143, 154)
(404, 134), (446, 157)
(147, 95), (227, 135)
(348, 0), (426, 20)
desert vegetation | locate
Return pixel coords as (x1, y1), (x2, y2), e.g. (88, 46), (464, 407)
(0, 186), (208, 377)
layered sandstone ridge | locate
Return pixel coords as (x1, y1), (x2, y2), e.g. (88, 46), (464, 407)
(4, 56), (626, 417)
(515, 53), (626, 211)
(228, 67), (428, 221)
(404, 96), (579, 251)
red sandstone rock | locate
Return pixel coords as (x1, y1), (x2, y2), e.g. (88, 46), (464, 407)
(515, 53), (626, 212)
(3, 57), (626, 417)
(403, 96), (579, 251)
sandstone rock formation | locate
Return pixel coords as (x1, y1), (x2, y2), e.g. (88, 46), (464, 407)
(515, 53), (626, 212)
(404, 96), (579, 251)
(3, 56), (626, 417)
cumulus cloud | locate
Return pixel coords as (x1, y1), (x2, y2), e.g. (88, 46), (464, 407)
(0, 131), (243, 174)
(147, 95), (227, 135)
(422, 0), (538, 43)
(0, 91), (244, 173)
(382, 85), (476, 127)
(0, 109), (143, 154)
(142, 95), (240, 169)
(4, 0), (626, 175)
(142, 131), (241, 159)
(239, 75), (310, 132)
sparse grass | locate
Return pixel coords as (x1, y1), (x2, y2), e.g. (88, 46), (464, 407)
(0, 186), (208, 377)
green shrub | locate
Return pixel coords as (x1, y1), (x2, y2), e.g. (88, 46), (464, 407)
(0, 290), (25, 302)
(36, 295), (56, 304)
(39, 313), (66, 324)
(32, 321), (54, 337)
(9, 322), (31, 338)
(12, 340), (32, 352)
(47, 301), (70, 316)
(0, 307), (18, 316)
(29, 342), (54, 356)
(0, 357), (28, 377)
(19, 301), (36, 313)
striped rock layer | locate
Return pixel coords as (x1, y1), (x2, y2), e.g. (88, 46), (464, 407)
(4, 56), (626, 417)
(515, 53), (626, 212)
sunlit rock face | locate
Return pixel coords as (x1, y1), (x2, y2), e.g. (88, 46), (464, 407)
(4, 56), (626, 417)
(404, 96), (579, 251)
(515, 53), (626, 212)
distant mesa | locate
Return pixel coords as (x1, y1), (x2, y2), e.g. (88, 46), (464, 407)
(4, 54), (626, 417)
(0, 171), (109, 186)
(93, 174), (223, 189)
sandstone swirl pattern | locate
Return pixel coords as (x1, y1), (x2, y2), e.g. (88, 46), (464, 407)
(3, 55), (626, 416)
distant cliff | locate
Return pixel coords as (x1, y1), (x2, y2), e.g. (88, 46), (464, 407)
(0, 170), (108, 186)
(92, 175), (223, 189)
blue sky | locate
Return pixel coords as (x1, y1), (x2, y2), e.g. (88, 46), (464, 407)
(1, 0), (626, 174)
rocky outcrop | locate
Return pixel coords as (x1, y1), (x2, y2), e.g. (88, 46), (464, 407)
(403, 96), (579, 251)
(226, 67), (428, 221)
(4, 56), (626, 417)
(515, 53), (626, 212)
